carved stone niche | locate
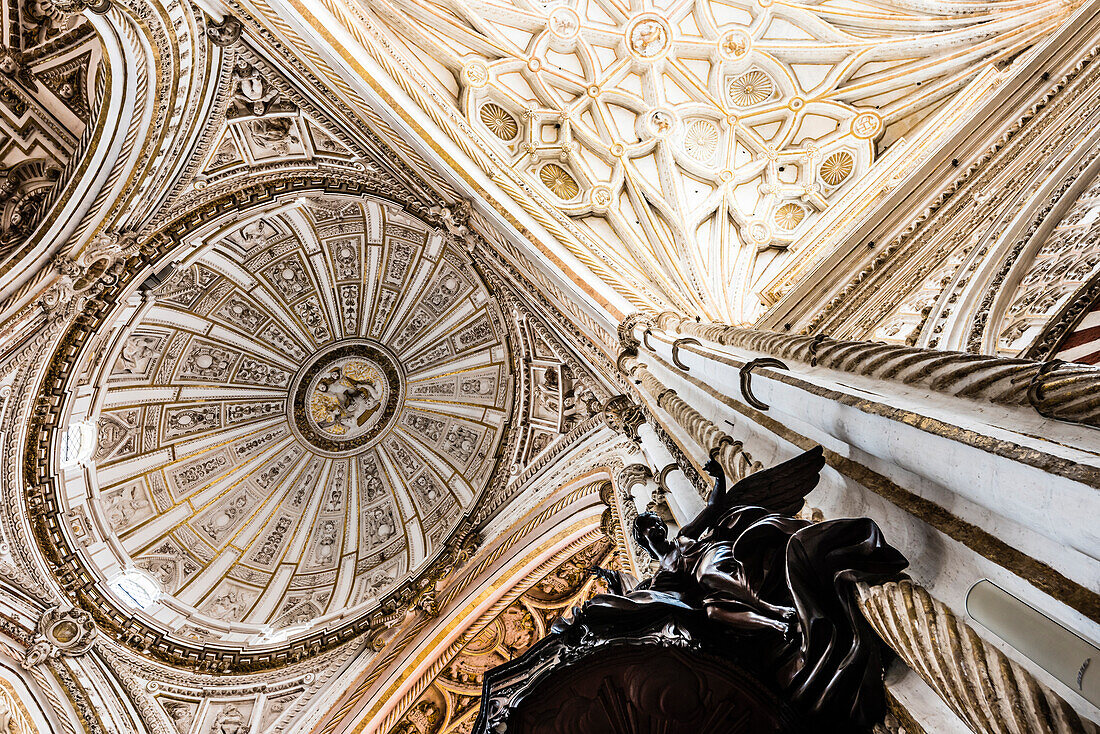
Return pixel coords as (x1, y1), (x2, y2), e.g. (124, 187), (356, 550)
(471, 617), (810, 734)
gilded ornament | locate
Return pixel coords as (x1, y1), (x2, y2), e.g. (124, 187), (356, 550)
(480, 103), (519, 140)
(648, 110), (674, 136)
(728, 70), (774, 107)
(718, 29), (751, 59)
(540, 163), (579, 199)
(774, 203), (806, 230)
(463, 61), (489, 88)
(547, 6), (580, 39)
(820, 151), (854, 186)
(850, 110), (882, 139)
(590, 185), (612, 209)
(627, 17), (670, 59)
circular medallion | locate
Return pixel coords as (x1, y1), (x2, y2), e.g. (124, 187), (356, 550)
(718, 29), (751, 61)
(647, 109), (676, 137)
(850, 110), (883, 139)
(626, 15), (671, 60)
(288, 339), (404, 456)
(462, 60), (489, 88)
(547, 6), (580, 40)
(590, 185), (612, 211)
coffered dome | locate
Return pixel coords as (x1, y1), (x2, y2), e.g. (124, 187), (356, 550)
(50, 196), (514, 656)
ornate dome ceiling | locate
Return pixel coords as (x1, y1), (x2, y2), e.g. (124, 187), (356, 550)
(44, 195), (514, 658)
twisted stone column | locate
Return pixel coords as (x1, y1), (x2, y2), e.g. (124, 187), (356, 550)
(857, 580), (1099, 734)
(650, 312), (1100, 429)
(620, 352), (760, 482)
(615, 464), (655, 575)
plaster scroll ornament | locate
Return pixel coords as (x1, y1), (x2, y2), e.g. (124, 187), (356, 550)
(367, 0), (1084, 322)
(205, 15), (242, 46)
(48, 0), (110, 13)
(38, 231), (141, 321)
(21, 606), (97, 669)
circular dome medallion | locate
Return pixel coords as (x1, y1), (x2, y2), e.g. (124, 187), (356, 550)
(289, 339), (404, 456)
(626, 15), (671, 60)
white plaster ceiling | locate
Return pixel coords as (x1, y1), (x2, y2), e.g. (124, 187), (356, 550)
(355, 0), (1082, 323)
(78, 196), (512, 646)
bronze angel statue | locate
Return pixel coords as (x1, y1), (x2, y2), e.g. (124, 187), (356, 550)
(558, 446), (908, 730)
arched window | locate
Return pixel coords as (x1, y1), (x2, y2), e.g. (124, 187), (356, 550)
(110, 570), (159, 609)
(59, 421), (96, 469)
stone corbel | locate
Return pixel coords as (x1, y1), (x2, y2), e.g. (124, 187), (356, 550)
(600, 394), (645, 444)
(21, 606), (96, 670)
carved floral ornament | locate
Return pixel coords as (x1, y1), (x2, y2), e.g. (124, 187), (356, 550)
(18, 179), (529, 672)
(364, 0), (1081, 322)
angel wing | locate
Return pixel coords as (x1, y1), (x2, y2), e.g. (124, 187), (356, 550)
(726, 445), (826, 515)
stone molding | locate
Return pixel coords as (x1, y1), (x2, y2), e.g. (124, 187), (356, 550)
(648, 312), (1100, 428)
(619, 353), (760, 482)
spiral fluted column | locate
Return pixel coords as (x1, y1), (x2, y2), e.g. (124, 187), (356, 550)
(857, 581), (1098, 734)
(652, 312), (1100, 428)
(620, 352), (759, 482)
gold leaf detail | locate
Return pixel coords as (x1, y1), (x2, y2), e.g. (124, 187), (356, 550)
(728, 70), (773, 107)
(820, 151), (854, 186)
(540, 164), (579, 199)
(774, 203), (805, 230)
(479, 103), (519, 140)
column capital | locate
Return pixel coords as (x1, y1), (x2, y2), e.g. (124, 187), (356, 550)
(617, 313), (653, 357)
(616, 463), (654, 493)
(600, 394), (645, 443)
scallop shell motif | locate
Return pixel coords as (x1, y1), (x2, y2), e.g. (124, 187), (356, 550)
(480, 103), (519, 140)
(683, 120), (720, 162)
(728, 70), (774, 107)
(820, 151), (854, 186)
(774, 203), (806, 230)
(540, 164), (579, 199)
